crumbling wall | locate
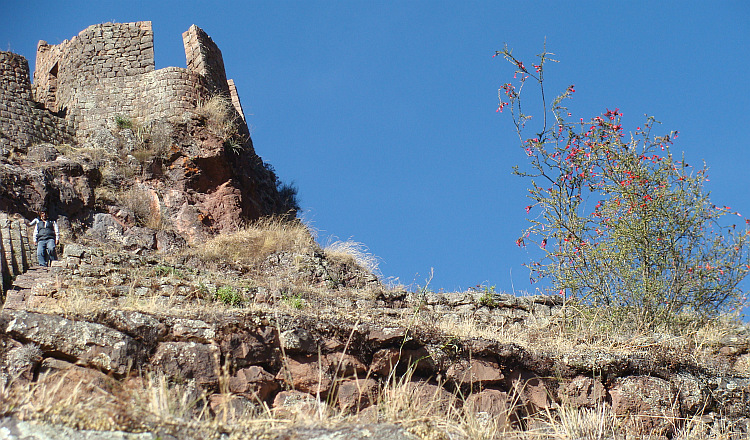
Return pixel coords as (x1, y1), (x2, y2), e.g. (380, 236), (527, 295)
(34, 22), (157, 135)
(27, 21), (247, 139)
(0, 213), (32, 299)
(182, 25), (230, 97)
(1, 22), (249, 146)
(0, 51), (73, 152)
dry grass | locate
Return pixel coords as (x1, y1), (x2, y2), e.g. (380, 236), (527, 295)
(194, 94), (241, 142)
(191, 218), (317, 266)
(6, 222), (749, 439)
(130, 120), (173, 164)
(324, 240), (380, 276)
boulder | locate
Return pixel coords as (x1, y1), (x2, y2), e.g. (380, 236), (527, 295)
(399, 380), (456, 413)
(122, 226), (156, 250)
(275, 354), (333, 395)
(335, 377), (379, 412)
(94, 309), (167, 344)
(369, 347), (435, 377)
(228, 365), (279, 401)
(560, 375), (606, 409)
(325, 352), (368, 377)
(219, 327), (278, 368)
(610, 375), (678, 436)
(150, 341), (220, 385)
(273, 390), (331, 419)
(465, 389), (511, 429)
(446, 357), (504, 386)
(2, 310), (146, 375)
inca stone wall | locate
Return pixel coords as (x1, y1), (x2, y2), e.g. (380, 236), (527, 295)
(34, 22), (155, 117)
(1, 21), (246, 150)
(0, 51), (74, 153)
(0, 213), (33, 300)
(183, 24), (245, 121)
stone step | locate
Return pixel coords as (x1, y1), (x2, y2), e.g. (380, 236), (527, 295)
(3, 290), (27, 310)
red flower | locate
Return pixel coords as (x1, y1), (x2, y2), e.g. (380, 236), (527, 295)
(525, 205), (533, 213)
(541, 238), (547, 249)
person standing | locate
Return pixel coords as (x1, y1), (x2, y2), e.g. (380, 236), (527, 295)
(33, 210), (58, 267)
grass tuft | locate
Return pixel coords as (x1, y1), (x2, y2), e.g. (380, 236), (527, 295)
(324, 240), (380, 276)
(192, 218), (316, 266)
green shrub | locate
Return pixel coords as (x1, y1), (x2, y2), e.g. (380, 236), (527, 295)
(114, 115), (132, 130)
(215, 285), (244, 307)
(282, 291), (305, 309)
(496, 46), (750, 330)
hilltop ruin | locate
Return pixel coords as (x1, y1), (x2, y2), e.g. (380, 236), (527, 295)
(1, 21), (245, 148)
(0, 22), (296, 240)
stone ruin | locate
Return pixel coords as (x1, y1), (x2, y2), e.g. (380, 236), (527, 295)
(0, 214), (32, 301)
(0, 22), (295, 243)
(1, 21), (246, 150)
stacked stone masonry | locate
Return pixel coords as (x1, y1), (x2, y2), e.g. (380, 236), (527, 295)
(1, 21), (246, 150)
(0, 51), (74, 152)
(0, 213), (33, 301)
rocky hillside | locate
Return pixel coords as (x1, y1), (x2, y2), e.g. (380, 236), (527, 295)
(0, 21), (749, 440)
(0, 220), (749, 439)
(0, 103), (297, 247)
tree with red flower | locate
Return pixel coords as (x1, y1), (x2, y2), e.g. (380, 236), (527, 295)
(496, 45), (750, 329)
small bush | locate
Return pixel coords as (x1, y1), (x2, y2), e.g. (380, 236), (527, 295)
(277, 181), (301, 215)
(114, 115), (132, 130)
(282, 291), (305, 309)
(131, 121), (173, 164)
(215, 285), (244, 306)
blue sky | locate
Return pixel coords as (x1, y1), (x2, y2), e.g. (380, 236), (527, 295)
(2, 1), (749, 298)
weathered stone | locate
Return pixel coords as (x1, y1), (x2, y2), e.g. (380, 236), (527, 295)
(672, 373), (709, 415)
(560, 375), (606, 409)
(325, 352), (367, 377)
(208, 394), (255, 421)
(122, 226), (156, 250)
(366, 325), (410, 346)
(155, 230), (186, 253)
(95, 309), (167, 344)
(399, 380), (456, 413)
(0, 417), (160, 440)
(273, 390), (331, 418)
(26, 144), (58, 162)
(62, 243), (87, 258)
(369, 347), (434, 377)
(3, 343), (42, 384)
(446, 357), (504, 386)
(335, 377), (379, 412)
(228, 366), (279, 401)
(707, 376), (750, 418)
(88, 213), (124, 241)
(276, 354), (333, 395)
(279, 327), (317, 353)
(465, 389), (510, 429)
(33, 358), (124, 415)
(150, 341), (220, 385)
(280, 424), (419, 440)
(506, 370), (552, 413)
(167, 317), (216, 343)
(2, 310), (145, 375)
(610, 375), (678, 435)
(220, 327), (278, 367)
